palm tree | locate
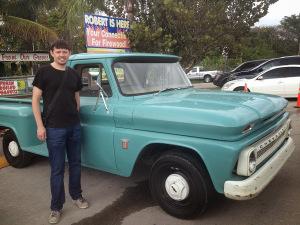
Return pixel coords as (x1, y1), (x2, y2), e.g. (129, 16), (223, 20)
(53, 0), (105, 44)
(0, 0), (58, 50)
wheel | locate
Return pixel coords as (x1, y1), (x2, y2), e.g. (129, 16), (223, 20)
(149, 152), (213, 219)
(2, 130), (33, 168)
(233, 86), (250, 92)
(203, 75), (212, 83)
(220, 77), (229, 87)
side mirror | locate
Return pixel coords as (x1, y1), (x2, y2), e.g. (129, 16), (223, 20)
(257, 76), (263, 80)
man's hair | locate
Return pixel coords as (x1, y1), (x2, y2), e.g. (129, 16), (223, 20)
(50, 39), (71, 51)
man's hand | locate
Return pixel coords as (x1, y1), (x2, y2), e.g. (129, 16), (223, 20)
(37, 126), (46, 141)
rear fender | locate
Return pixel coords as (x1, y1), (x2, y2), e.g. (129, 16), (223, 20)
(0, 104), (40, 148)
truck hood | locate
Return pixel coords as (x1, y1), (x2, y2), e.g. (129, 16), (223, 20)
(132, 88), (287, 141)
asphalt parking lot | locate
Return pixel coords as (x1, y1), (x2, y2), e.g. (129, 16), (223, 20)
(0, 83), (299, 225)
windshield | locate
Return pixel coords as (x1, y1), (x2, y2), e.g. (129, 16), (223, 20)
(113, 61), (192, 95)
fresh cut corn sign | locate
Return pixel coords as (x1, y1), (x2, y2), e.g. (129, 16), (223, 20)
(0, 53), (50, 62)
(84, 14), (130, 53)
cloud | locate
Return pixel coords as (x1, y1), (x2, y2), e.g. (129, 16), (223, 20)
(255, 0), (300, 26)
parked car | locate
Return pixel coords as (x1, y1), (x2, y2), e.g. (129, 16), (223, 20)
(227, 55), (300, 82)
(0, 53), (295, 219)
(186, 66), (221, 83)
(213, 59), (267, 87)
(222, 65), (300, 98)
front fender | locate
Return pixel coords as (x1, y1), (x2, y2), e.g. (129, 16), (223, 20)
(113, 128), (239, 193)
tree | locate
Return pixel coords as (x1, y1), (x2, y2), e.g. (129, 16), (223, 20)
(280, 14), (300, 55)
(43, 0), (106, 52)
(105, 0), (278, 68)
(0, 0), (58, 51)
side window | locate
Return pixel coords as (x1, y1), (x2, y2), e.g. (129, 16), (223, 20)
(191, 68), (197, 72)
(288, 67), (300, 77)
(241, 62), (255, 70)
(261, 60), (280, 71)
(279, 57), (300, 65)
(75, 64), (112, 97)
(263, 68), (289, 79)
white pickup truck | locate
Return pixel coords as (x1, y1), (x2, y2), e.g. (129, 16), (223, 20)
(186, 66), (221, 82)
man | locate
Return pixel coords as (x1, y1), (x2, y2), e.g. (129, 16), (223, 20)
(32, 39), (88, 224)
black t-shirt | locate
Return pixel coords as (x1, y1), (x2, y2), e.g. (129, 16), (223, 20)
(32, 64), (82, 128)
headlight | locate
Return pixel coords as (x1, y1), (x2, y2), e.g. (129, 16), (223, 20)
(237, 148), (257, 176)
(248, 151), (257, 174)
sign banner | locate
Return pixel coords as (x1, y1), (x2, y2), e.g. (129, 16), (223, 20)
(0, 81), (18, 95)
(0, 80), (26, 96)
(0, 53), (50, 62)
(84, 14), (130, 50)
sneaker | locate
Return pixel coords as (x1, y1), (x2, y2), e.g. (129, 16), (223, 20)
(48, 210), (61, 224)
(73, 197), (89, 209)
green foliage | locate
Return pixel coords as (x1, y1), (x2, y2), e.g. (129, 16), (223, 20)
(0, 0), (105, 52)
(280, 13), (300, 54)
(107, 0), (278, 68)
(237, 27), (297, 60)
(2, 16), (57, 42)
(206, 26), (298, 71)
(127, 23), (177, 53)
(198, 55), (242, 72)
(41, 0), (106, 52)
(0, 0), (59, 51)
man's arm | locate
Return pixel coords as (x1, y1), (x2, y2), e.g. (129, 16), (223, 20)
(75, 91), (80, 112)
(32, 86), (46, 141)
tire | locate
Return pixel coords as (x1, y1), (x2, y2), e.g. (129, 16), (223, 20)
(2, 130), (33, 168)
(220, 77), (229, 87)
(233, 86), (250, 92)
(149, 151), (213, 219)
(203, 75), (212, 83)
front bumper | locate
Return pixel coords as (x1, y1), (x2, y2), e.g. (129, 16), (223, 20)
(224, 137), (295, 200)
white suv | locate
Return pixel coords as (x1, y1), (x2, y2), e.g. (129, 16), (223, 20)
(222, 65), (300, 98)
(186, 66), (221, 83)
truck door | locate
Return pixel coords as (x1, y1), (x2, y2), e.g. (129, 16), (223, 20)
(72, 62), (117, 172)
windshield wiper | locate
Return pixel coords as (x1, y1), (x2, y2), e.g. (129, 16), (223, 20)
(155, 86), (192, 95)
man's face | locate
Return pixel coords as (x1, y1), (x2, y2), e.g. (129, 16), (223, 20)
(50, 47), (71, 66)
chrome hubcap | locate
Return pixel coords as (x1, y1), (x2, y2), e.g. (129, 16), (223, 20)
(165, 174), (189, 200)
(8, 141), (19, 157)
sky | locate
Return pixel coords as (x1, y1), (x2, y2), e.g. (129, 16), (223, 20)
(255, 0), (300, 26)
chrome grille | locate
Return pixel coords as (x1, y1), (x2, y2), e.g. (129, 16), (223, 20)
(256, 131), (286, 159)
(253, 119), (290, 165)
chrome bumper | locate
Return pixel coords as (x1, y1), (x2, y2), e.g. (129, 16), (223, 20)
(224, 137), (295, 200)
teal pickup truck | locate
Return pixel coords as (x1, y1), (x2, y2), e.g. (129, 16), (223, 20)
(0, 53), (295, 218)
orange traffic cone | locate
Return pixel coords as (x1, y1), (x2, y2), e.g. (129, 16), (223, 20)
(243, 83), (249, 92)
(295, 84), (300, 108)
(0, 155), (9, 169)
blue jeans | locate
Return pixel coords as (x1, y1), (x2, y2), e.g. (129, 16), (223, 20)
(46, 123), (82, 211)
